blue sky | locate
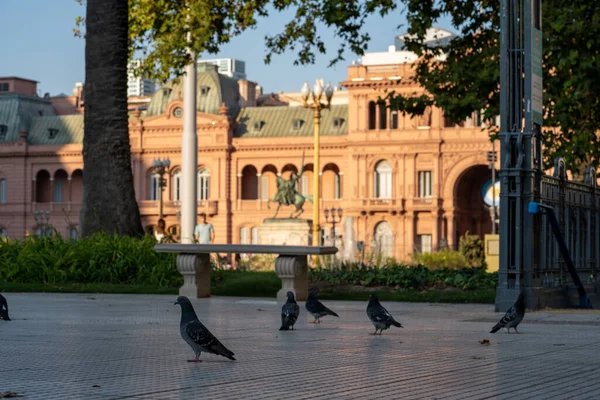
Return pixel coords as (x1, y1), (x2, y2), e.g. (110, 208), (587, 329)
(0, 0), (453, 96)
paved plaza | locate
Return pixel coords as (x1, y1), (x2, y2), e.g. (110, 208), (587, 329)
(1, 293), (600, 399)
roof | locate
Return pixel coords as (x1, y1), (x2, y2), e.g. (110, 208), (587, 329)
(235, 104), (348, 138)
(146, 64), (241, 118)
(28, 115), (84, 145)
(0, 77), (39, 83)
(0, 94), (56, 142)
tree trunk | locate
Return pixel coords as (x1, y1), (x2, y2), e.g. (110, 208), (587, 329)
(81, 0), (144, 237)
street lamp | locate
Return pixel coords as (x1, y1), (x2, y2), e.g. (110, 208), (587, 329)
(151, 157), (171, 220)
(324, 207), (343, 248)
(33, 210), (51, 237)
(301, 79), (334, 249)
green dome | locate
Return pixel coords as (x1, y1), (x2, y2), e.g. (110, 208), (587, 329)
(146, 64), (240, 118)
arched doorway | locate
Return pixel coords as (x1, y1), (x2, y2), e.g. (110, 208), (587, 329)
(373, 221), (393, 258)
(453, 165), (493, 243)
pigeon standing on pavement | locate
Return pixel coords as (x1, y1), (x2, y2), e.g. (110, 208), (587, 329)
(366, 292), (403, 335)
(305, 289), (339, 324)
(0, 294), (10, 321)
(174, 296), (235, 362)
(279, 291), (300, 331)
(490, 292), (525, 334)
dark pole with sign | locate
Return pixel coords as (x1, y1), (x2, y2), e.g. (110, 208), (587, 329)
(495, 0), (544, 311)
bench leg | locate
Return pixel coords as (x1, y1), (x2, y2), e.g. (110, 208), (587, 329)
(275, 255), (308, 302)
(177, 254), (211, 298)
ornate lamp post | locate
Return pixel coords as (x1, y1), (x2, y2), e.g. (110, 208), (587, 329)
(33, 210), (51, 237)
(300, 79), (334, 248)
(324, 207), (343, 248)
(151, 157), (171, 220)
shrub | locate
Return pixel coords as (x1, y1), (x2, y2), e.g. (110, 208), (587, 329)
(459, 231), (487, 269)
(309, 263), (497, 290)
(0, 233), (180, 287)
(411, 248), (470, 270)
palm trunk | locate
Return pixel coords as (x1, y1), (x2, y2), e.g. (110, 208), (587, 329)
(81, 0), (144, 237)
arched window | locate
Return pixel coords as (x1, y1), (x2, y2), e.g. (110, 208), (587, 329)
(391, 110), (399, 130)
(149, 173), (161, 200)
(0, 179), (6, 203)
(322, 164), (341, 200)
(241, 165), (258, 200)
(69, 226), (78, 240)
(53, 170), (68, 203)
(374, 160), (393, 199)
(368, 101), (376, 130)
(373, 221), (393, 258)
(251, 227), (259, 244)
(71, 169), (83, 203)
(240, 226), (249, 244)
(379, 103), (387, 129)
(198, 168), (210, 200)
(35, 170), (52, 203)
(172, 169), (182, 200)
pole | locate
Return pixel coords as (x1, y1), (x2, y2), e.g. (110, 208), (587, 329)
(313, 106), (321, 248)
(180, 32), (197, 244)
(492, 139), (496, 234)
(159, 173), (164, 220)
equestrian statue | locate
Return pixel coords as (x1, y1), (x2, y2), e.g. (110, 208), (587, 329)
(268, 152), (313, 218)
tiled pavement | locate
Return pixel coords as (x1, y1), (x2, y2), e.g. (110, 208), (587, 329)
(1, 293), (600, 399)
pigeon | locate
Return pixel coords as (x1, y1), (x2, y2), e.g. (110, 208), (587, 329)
(174, 296), (235, 362)
(305, 289), (339, 323)
(366, 292), (403, 335)
(490, 292), (525, 334)
(0, 294), (10, 321)
(279, 291), (300, 331)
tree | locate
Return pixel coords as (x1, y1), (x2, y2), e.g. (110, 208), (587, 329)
(79, 0), (144, 237)
(126, 0), (397, 83)
(74, 0), (398, 237)
(382, 0), (600, 174)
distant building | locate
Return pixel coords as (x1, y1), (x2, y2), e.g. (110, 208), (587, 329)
(394, 27), (457, 51)
(127, 60), (156, 97)
(0, 77), (38, 97)
(197, 58), (246, 80)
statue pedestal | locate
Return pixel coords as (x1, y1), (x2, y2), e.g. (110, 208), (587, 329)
(259, 218), (312, 301)
(258, 218), (312, 246)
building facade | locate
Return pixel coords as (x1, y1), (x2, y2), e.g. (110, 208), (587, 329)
(197, 58), (247, 81)
(0, 50), (501, 260)
(127, 60), (156, 97)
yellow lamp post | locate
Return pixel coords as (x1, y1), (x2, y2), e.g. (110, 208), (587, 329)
(300, 79), (334, 251)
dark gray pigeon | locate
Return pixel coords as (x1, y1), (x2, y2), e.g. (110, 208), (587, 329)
(366, 292), (403, 335)
(0, 293), (10, 321)
(305, 289), (338, 323)
(490, 292), (525, 334)
(279, 291), (300, 331)
(174, 296), (235, 362)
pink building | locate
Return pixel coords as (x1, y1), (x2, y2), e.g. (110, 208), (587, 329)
(0, 58), (506, 259)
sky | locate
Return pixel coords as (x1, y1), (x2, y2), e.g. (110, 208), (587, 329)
(0, 0), (454, 96)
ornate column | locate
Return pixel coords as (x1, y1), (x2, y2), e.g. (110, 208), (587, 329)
(236, 173), (242, 209)
(446, 209), (456, 249)
(256, 173), (262, 209)
(176, 253), (211, 297)
(67, 176), (72, 211)
(274, 255), (309, 301)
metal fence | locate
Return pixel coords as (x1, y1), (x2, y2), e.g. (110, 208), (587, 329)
(536, 157), (599, 287)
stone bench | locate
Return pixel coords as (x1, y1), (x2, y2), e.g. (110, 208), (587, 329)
(154, 244), (338, 301)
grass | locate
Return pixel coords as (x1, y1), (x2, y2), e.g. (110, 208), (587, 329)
(1, 270), (495, 304)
